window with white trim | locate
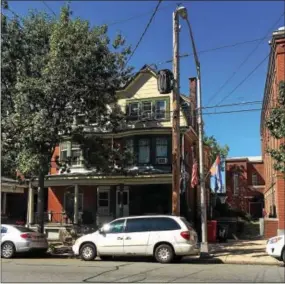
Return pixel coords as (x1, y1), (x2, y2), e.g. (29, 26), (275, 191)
(98, 191), (110, 215)
(252, 173), (258, 186)
(138, 139), (150, 164)
(141, 101), (152, 119)
(233, 173), (239, 195)
(156, 138), (168, 159)
(155, 100), (166, 119)
(129, 102), (140, 119)
(71, 143), (82, 166)
(60, 142), (69, 162)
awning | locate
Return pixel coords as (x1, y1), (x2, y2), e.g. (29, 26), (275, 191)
(1, 183), (26, 193)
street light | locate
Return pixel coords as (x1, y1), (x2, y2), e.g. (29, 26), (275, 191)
(175, 6), (209, 257)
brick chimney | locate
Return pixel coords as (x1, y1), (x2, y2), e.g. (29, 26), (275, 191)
(189, 77), (198, 132)
(189, 77), (197, 106)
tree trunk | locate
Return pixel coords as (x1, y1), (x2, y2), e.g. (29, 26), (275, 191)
(37, 171), (45, 234)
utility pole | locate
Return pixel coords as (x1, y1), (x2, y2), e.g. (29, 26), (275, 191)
(184, 15), (209, 257)
(172, 9), (181, 216)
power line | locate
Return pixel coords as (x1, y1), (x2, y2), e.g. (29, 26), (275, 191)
(152, 36), (271, 67)
(201, 100), (262, 110)
(125, 0), (163, 66)
(42, 1), (56, 16)
(107, 1), (175, 27)
(214, 53), (270, 106)
(206, 11), (285, 106)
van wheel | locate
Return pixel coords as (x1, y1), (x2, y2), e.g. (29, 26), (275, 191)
(1, 242), (16, 259)
(154, 244), (174, 263)
(282, 247), (285, 264)
(80, 243), (96, 261)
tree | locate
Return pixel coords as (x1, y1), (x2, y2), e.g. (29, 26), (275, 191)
(266, 80), (285, 175)
(203, 135), (230, 170)
(1, 3), (133, 232)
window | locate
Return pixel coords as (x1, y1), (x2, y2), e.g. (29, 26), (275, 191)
(252, 173), (258, 186)
(233, 173), (239, 195)
(156, 138), (168, 159)
(138, 139), (150, 164)
(155, 100), (166, 119)
(15, 226), (36, 233)
(126, 139), (134, 164)
(71, 143), (81, 166)
(129, 102), (140, 119)
(107, 219), (125, 234)
(125, 218), (152, 233)
(60, 142), (69, 162)
(141, 101), (152, 119)
(98, 191), (110, 215)
(1, 226), (7, 234)
(151, 217), (181, 231)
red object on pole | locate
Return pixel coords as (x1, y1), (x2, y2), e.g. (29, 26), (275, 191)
(207, 220), (217, 243)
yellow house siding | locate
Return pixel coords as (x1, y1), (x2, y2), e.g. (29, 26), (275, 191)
(117, 72), (188, 128)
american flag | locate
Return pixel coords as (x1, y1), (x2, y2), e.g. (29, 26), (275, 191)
(191, 159), (199, 188)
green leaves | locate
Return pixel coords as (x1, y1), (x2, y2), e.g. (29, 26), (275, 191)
(1, 4), (133, 179)
(266, 80), (285, 174)
(203, 135), (229, 170)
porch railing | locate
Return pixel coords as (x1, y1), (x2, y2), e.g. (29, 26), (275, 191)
(34, 212), (67, 225)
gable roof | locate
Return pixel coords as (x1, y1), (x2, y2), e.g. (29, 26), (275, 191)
(118, 65), (158, 92)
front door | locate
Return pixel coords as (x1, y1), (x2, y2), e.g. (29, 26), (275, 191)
(116, 189), (129, 217)
(97, 219), (126, 256)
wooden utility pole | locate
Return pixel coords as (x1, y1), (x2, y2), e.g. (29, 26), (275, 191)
(172, 10), (181, 216)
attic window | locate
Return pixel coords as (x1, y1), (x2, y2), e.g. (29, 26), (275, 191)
(129, 102), (139, 119)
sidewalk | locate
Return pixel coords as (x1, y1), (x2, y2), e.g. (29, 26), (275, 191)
(48, 239), (283, 266)
(185, 239), (282, 266)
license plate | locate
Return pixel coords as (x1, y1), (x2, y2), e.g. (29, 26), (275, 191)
(31, 242), (45, 248)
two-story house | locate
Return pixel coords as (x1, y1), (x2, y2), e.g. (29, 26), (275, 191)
(225, 156), (265, 218)
(28, 65), (211, 236)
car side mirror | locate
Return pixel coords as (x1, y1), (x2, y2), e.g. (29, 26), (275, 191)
(99, 224), (110, 234)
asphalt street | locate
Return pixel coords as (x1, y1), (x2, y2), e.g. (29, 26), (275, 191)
(1, 257), (284, 283)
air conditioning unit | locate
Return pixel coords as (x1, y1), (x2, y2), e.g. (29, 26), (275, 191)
(157, 158), (168, 164)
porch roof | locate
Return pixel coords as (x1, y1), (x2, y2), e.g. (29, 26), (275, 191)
(1, 177), (27, 193)
(31, 173), (172, 187)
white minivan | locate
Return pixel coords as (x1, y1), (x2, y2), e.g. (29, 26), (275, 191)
(72, 215), (199, 263)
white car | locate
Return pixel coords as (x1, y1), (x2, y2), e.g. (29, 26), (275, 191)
(266, 234), (285, 263)
(72, 215), (199, 263)
(1, 224), (48, 259)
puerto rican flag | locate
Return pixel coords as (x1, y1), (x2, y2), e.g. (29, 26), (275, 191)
(210, 155), (223, 192)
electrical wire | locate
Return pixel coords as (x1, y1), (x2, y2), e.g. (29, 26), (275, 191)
(107, 1), (176, 27)
(125, 0), (163, 66)
(42, 1), (56, 16)
(205, 11), (285, 106)
(214, 53), (270, 106)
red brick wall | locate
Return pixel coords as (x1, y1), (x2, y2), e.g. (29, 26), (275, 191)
(276, 175), (285, 230)
(261, 33), (285, 232)
(264, 218), (278, 239)
(226, 159), (264, 215)
(48, 185), (97, 222)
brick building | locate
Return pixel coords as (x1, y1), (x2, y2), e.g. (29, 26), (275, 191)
(261, 26), (285, 238)
(225, 156), (265, 218)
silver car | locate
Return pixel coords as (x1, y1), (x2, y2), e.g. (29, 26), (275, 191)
(1, 224), (48, 258)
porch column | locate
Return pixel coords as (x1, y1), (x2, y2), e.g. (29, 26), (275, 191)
(2, 192), (7, 215)
(28, 182), (34, 225)
(119, 183), (124, 217)
(74, 184), (79, 225)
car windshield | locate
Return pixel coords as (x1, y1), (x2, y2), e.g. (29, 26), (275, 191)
(14, 226), (36, 233)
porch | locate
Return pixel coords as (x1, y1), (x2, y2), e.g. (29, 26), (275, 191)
(28, 173), (174, 239)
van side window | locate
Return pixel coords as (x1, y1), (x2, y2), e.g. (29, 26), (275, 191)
(151, 217), (181, 231)
(125, 218), (152, 233)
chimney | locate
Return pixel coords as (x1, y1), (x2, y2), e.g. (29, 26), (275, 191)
(189, 77), (197, 106)
(189, 77), (198, 132)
